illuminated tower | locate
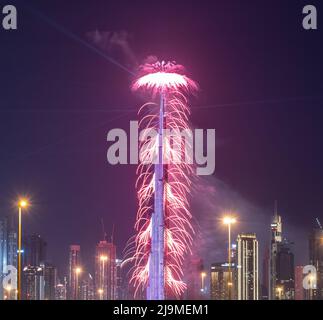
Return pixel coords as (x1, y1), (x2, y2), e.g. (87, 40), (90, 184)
(269, 201), (282, 299)
(237, 233), (259, 300)
(68, 245), (81, 300)
(309, 227), (323, 299)
(0, 215), (17, 300)
(210, 263), (231, 300)
(95, 240), (116, 300)
(131, 60), (197, 300)
(23, 234), (47, 267)
(147, 92), (166, 300)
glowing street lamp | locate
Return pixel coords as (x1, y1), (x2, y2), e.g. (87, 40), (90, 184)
(223, 215), (237, 300)
(99, 255), (108, 300)
(98, 288), (104, 300)
(309, 274), (316, 300)
(276, 286), (283, 300)
(4, 285), (12, 300)
(17, 198), (29, 300)
(200, 272), (206, 292)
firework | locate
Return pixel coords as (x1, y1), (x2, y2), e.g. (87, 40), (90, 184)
(129, 60), (197, 299)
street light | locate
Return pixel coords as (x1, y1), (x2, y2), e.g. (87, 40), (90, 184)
(98, 288), (104, 300)
(223, 215), (236, 300)
(17, 198), (29, 300)
(75, 267), (82, 300)
(200, 272), (206, 292)
(99, 255), (108, 300)
(4, 285), (12, 300)
(276, 286), (283, 300)
(309, 274), (316, 300)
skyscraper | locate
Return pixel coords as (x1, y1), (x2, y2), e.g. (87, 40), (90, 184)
(115, 259), (123, 300)
(0, 217), (8, 300)
(210, 263), (230, 300)
(95, 240), (116, 300)
(0, 215), (17, 300)
(261, 247), (270, 300)
(81, 273), (95, 300)
(295, 266), (305, 300)
(43, 263), (57, 300)
(237, 233), (259, 300)
(309, 227), (323, 299)
(275, 240), (295, 299)
(23, 234), (47, 267)
(22, 265), (45, 300)
(269, 203), (295, 300)
(269, 202), (282, 300)
(55, 277), (67, 300)
(68, 244), (81, 300)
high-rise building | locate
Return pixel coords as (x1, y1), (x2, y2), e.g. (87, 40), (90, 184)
(81, 273), (95, 300)
(68, 245), (81, 300)
(43, 263), (57, 300)
(237, 233), (259, 300)
(309, 227), (323, 299)
(95, 240), (116, 300)
(0, 217), (8, 300)
(261, 247), (270, 300)
(210, 263), (231, 300)
(276, 240), (295, 299)
(295, 266), (305, 300)
(269, 202), (285, 300)
(115, 259), (123, 300)
(22, 265), (45, 300)
(0, 215), (17, 300)
(268, 204), (295, 300)
(23, 234), (47, 267)
(55, 277), (67, 300)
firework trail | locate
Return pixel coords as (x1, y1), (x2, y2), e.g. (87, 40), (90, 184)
(125, 60), (198, 299)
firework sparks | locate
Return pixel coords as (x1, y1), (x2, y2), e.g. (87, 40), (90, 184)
(127, 60), (197, 299)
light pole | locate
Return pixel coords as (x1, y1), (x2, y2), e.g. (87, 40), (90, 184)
(100, 255), (108, 300)
(223, 216), (236, 300)
(75, 267), (82, 300)
(17, 198), (29, 300)
(200, 272), (206, 293)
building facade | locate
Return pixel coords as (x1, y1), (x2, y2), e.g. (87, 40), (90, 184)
(95, 240), (116, 300)
(0, 215), (17, 300)
(210, 263), (231, 300)
(237, 233), (259, 300)
(22, 265), (45, 300)
(23, 234), (47, 267)
(68, 244), (81, 300)
(309, 228), (323, 299)
(295, 266), (305, 300)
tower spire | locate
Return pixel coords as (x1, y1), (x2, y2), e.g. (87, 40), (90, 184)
(274, 200), (278, 217)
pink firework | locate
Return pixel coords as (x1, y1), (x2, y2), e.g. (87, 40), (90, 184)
(127, 60), (197, 298)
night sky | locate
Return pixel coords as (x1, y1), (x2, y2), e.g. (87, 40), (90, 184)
(0, 0), (323, 278)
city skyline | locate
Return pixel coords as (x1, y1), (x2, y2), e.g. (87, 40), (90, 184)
(0, 0), (323, 301)
(1, 201), (322, 299)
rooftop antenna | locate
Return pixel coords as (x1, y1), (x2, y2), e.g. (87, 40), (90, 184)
(315, 218), (322, 230)
(100, 218), (107, 241)
(274, 200), (278, 217)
